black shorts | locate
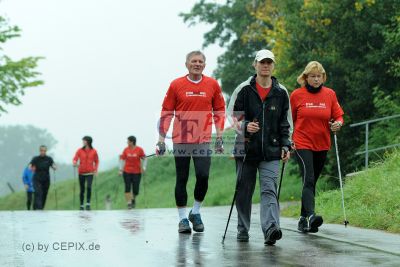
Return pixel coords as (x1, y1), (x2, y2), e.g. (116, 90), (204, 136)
(123, 172), (141, 195)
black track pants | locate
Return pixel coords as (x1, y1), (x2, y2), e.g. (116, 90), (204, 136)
(123, 172), (141, 195)
(295, 149), (328, 217)
(27, 192), (33, 210)
(173, 144), (211, 207)
(33, 176), (50, 210)
(79, 174), (94, 206)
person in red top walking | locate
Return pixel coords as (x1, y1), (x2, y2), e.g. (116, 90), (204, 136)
(73, 136), (99, 210)
(157, 50), (225, 234)
(290, 61), (344, 233)
(119, 136), (146, 209)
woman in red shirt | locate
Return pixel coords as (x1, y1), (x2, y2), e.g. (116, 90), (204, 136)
(73, 136), (99, 210)
(119, 136), (146, 209)
(290, 61), (344, 233)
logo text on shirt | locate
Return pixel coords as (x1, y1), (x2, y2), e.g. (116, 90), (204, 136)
(305, 102), (326, 109)
(186, 92), (207, 97)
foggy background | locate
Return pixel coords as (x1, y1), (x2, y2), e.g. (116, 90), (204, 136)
(0, 0), (225, 195)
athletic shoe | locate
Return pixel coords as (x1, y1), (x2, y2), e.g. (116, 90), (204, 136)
(178, 218), (192, 234)
(127, 203), (132, 210)
(298, 216), (308, 233)
(131, 199), (136, 209)
(79, 206), (84, 211)
(308, 214), (323, 233)
(264, 224), (282, 246)
(237, 231), (249, 242)
(188, 210), (204, 232)
(85, 204), (91, 211)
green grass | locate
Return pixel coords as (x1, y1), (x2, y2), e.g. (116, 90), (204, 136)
(0, 156), (306, 210)
(1, 129), (309, 210)
(282, 151), (400, 233)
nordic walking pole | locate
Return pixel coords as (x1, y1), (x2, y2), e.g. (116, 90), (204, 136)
(95, 173), (98, 210)
(277, 162), (286, 201)
(143, 172), (147, 208)
(222, 155), (246, 243)
(73, 166), (77, 209)
(114, 177), (120, 206)
(142, 154), (153, 208)
(53, 169), (58, 210)
(334, 133), (349, 227)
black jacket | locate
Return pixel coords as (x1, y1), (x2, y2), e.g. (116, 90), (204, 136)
(30, 155), (54, 179)
(231, 75), (291, 161)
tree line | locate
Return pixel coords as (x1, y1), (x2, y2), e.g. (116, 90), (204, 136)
(182, 0), (400, 178)
(1, 2), (399, 187)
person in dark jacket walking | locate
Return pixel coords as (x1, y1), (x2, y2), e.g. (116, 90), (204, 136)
(22, 165), (34, 210)
(227, 49), (292, 245)
(73, 136), (99, 210)
(30, 145), (57, 210)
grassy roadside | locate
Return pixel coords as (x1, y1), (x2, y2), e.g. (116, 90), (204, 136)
(282, 151), (400, 233)
(0, 156), (307, 210)
(1, 129), (317, 210)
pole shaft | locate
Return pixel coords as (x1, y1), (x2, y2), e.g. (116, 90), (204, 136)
(143, 172), (147, 208)
(222, 156), (246, 242)
(53, 170), (58, 210)
(222, 190), (238, 241)
(95, 175), (98, 209)
(277, 163), (286, 201)
(73, 167), (76, 209)
(334, 134), (348, 223)
(365, 123), (369, 169)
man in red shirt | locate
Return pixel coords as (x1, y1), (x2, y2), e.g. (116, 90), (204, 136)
(119, 136), (146, 209)
(157, 51), (225, 234)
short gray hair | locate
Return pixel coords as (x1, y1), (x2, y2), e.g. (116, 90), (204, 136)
(186, 51), (206, 63)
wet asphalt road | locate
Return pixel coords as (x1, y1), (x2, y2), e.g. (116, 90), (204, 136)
(1, 207), (399, 267)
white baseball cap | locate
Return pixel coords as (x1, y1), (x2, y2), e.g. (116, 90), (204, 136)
(255, 49), (275, 62)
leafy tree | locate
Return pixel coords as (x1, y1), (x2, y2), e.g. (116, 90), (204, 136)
(368, 13), (400, 155)
(180, 0), (269, 94)
(252, 0), (400, 175)
(0, 16), (43, 114)
(186, 0), (400, 176)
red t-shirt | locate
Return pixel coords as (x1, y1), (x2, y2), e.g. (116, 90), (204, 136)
(159, 75), (226, 143)
(290, 86), (344, 151)
(120, 146), (145, 174)
(256, 82), (271, 101)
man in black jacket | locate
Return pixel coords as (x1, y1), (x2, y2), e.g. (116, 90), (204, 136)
(227, 49), (292, 245)
(30, 145), (57, 210)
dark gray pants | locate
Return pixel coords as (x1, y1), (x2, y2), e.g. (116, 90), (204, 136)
(33, 176), (50, 210)
(235, 159), (280, 234)
(79, 174), (93, 206)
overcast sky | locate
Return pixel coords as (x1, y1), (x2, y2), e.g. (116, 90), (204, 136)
(0, 0), (225, 168)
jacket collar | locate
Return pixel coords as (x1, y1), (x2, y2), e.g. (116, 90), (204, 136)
(249, 74), (281, 96)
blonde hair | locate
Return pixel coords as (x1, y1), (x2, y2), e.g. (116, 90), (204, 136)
(297, 61), (327, 86)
